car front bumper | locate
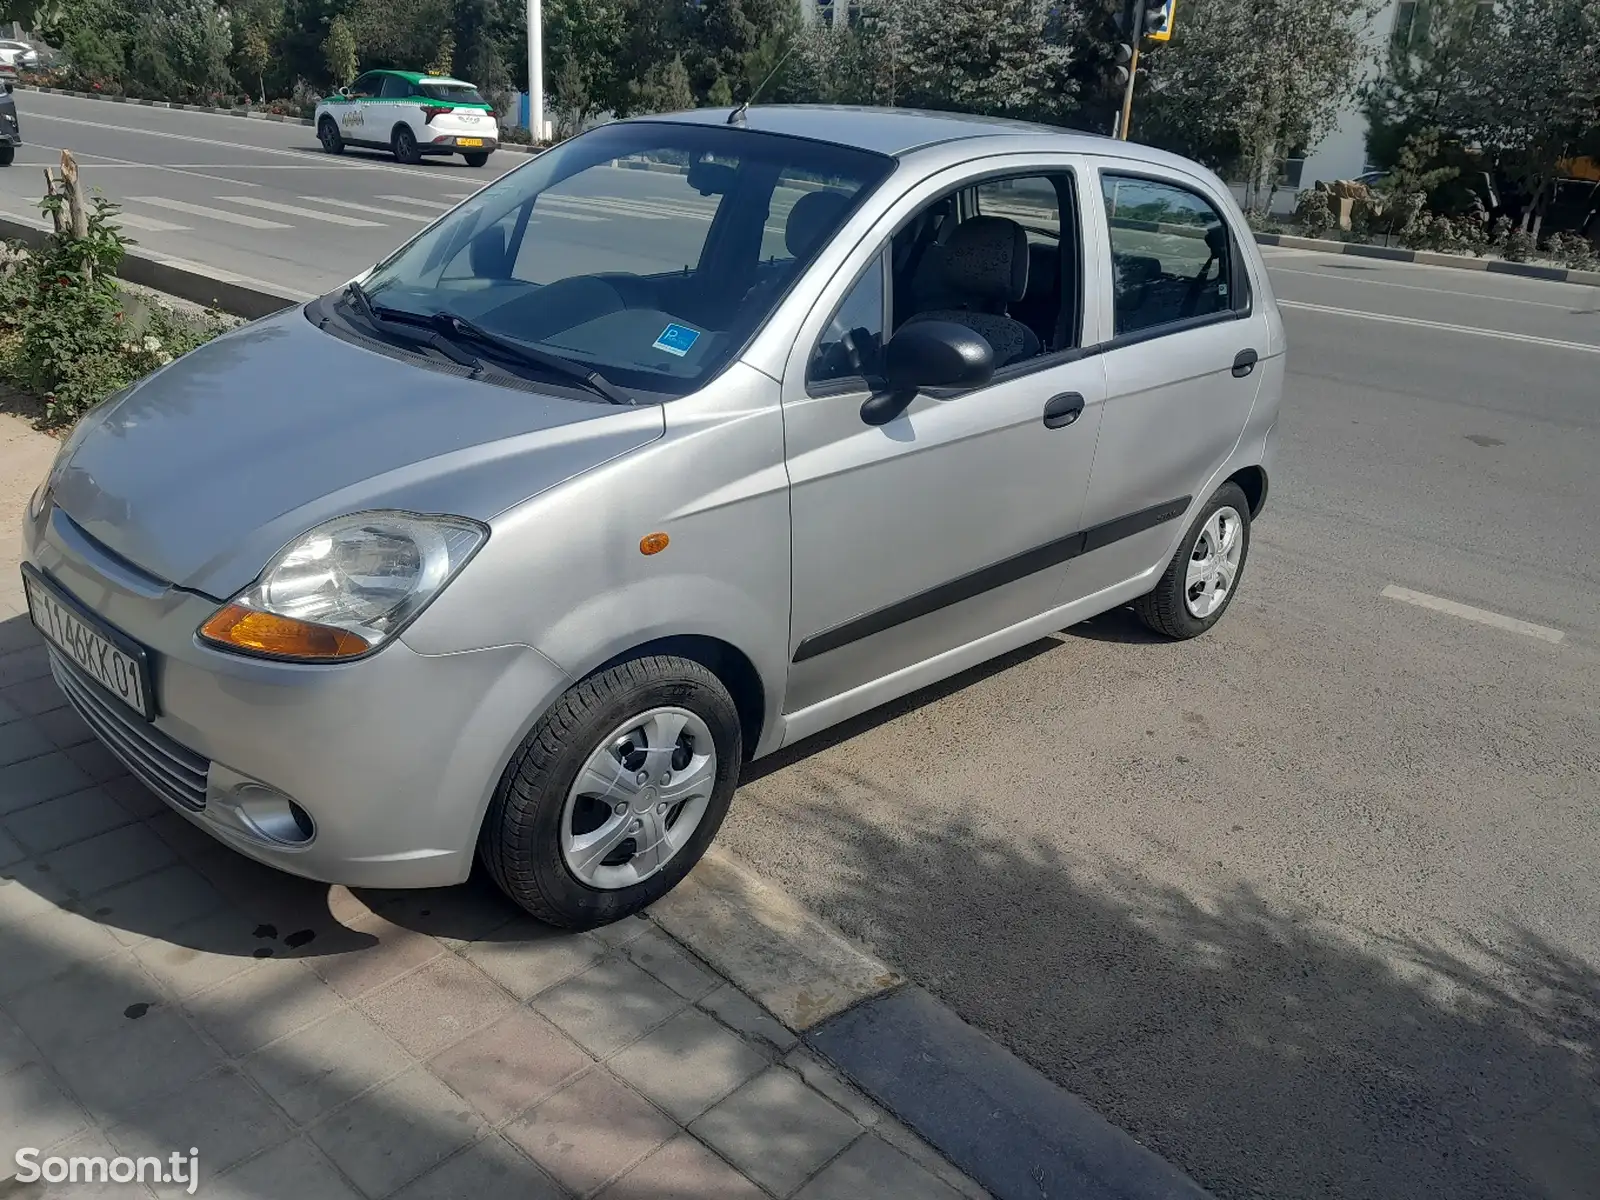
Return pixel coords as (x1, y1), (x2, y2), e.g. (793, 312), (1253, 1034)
(24, 499), (571, 889)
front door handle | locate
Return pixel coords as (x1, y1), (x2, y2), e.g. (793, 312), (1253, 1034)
(1232, 349), (1259, 378)
(1043, 392), (1086, 429)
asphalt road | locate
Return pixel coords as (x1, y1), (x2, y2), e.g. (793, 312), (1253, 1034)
(9, 91), (1600, 1200)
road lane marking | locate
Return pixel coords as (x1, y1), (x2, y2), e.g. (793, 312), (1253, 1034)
(110, 212), (192, 232)
(22, 110), (515, 182)
(25, 139), (261, 187)
(218, 195), (385, 227)
(1269, 266), (1580, 310)
(125, 196), (291, 229)
(532, 210), (605, 222)
(298, 197), (432, 220)
(1381, 586), (1564, 644)
(375, 194), (453, 210)
(1278, 300), (1600, 354)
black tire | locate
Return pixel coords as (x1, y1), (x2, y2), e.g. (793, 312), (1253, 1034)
(391, 125), (421, 165)
(462, 151), (490, 168)
(317, 118), (343, 155)
(0, 145), (14, 167)
(1134, 481), (1252, 640)
(479, 655), (743, 930)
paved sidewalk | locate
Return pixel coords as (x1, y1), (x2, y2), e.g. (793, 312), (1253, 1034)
(0, 416), (986, 1200)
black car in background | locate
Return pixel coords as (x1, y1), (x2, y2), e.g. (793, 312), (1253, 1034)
(0, 71), (18, 166)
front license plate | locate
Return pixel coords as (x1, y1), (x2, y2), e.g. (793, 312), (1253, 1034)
(21, 565), (154, 719)
(457, 138), (483, 147)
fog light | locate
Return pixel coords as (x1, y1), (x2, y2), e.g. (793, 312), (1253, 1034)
(232, 784), (316, 847)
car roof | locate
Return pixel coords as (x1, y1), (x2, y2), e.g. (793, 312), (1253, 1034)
(377, 69), (476, 87)
(626, 104), (1121, 159)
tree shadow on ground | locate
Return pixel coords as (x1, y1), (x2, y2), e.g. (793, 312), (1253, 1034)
(743, 775), (1599, 1200)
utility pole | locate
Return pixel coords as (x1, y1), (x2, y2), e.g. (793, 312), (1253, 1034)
(526, 0), (544, 141)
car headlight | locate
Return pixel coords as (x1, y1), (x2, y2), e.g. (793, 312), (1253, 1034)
(199, 511), (487, 662)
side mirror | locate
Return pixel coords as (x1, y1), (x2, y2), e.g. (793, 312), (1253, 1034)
(862, 321), (995, 426)
(338, 86), (351, 98)
(1, 81), (12, 95)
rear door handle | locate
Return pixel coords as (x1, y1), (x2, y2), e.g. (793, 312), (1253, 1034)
(1232, 349), (1259, 378)
(1043, 392), (1085, 429)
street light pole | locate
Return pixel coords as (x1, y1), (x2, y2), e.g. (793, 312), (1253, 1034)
(527, 0), (544, 141)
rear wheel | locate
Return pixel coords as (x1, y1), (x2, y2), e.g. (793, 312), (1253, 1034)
(0, 145), (14, 167)
(391, 125), (420, 165)
(462, 151), (490, 168)
(1134, 482), (1251, 640)
(317, 118), (343, 155)
(478, 655), (742, 929)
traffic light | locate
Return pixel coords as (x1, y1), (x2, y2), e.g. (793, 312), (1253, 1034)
(1146, 0), (1178, 42)
(1118, 0), (1175, 42)
(1113, 42), (1134, 87)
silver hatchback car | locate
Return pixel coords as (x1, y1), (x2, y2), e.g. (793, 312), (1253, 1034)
(23, 107), (1282, 928)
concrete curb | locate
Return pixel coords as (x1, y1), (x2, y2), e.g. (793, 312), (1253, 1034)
(13, 83), (543, 153)
(810, 987), (1214, 1200)
(0, 213), (308, 320)
(1255, 232), (1600, 286)
(649, 847), (1212, 1200)
(647, 846), (903, 1032)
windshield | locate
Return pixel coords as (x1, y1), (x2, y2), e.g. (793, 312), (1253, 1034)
(357, 121), (894, 396)
(420, 82), (486, 105)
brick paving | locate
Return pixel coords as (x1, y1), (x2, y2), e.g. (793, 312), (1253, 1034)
(0, 411), (988, 1198)
(0, 634), (986, 1198)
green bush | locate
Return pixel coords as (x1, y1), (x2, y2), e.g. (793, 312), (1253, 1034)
(0, 199), (226, 429)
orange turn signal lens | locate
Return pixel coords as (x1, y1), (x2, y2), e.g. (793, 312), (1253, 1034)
(200, 605), (371, 661)
(639, 532), (670, 556)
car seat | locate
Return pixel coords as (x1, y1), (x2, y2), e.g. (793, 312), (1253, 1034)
(902, 216), (1040, 369)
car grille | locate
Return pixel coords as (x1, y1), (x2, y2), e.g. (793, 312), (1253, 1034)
(50, 652), (210, 811)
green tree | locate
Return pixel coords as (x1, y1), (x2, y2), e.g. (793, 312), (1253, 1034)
(544, 0), (626, 131)
(1362, 0), (1487, 169)
(230, 0), (284, 101)
(129, 0), (233, 102)
(322, 14), (357, 88)
(1450, 0), (1600, 233)
(803, 0), (1080, 124)
(1139, 0), (1374, 208)
(629, 52), (694, 114)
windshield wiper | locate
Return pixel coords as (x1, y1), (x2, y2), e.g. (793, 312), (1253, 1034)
(342, 282), (488, 374)
(429, 310), (636, 406)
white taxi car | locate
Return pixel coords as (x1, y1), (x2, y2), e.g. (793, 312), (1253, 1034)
(316, 70), (500, 167)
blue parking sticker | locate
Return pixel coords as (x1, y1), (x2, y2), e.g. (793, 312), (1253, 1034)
(652, 323), (701, 358)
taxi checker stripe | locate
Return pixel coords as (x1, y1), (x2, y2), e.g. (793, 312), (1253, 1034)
(217, 196), (386, 228)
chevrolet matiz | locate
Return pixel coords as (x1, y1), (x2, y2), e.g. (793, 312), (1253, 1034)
(23, 106), (1283, 928)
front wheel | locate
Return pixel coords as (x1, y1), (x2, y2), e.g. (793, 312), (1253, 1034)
(1134, 481), (1252, 639)
(391, 125), (421, 165)
(479, 655), (743, 929)
(462, 151), (489, 168)
(317, 118), (343, 155)
(0, 145), (14, 167)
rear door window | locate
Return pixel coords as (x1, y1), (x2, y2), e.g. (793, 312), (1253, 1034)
(1100, 173), (1237, 337)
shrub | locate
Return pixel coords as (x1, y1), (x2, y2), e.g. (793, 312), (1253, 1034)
(0, 201), (226, 428)
(1502, 229), (1536, 263)
(1543, 232), (1596, 271)
(1294, 188), (1334, 237)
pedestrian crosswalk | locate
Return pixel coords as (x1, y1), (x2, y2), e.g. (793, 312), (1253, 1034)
(71, 186), (806, 242)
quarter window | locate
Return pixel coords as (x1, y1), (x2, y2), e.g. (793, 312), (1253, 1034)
(808, 252), (887, 387)
(1101, 174), (1235, 337)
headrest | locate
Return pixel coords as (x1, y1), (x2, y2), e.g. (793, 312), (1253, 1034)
(939, 216), (1030, 303)
(786, 190), (852, 259)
